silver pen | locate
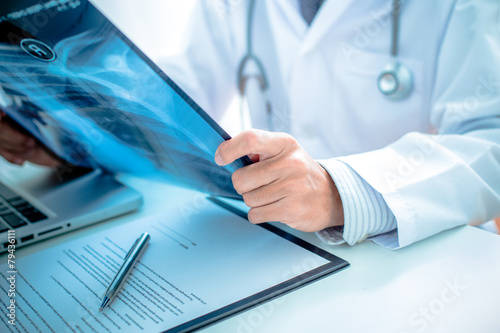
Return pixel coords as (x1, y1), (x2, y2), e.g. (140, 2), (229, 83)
(99, 232), (150, 312)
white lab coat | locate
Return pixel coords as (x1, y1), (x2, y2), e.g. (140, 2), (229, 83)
(158, 0), (500, 248)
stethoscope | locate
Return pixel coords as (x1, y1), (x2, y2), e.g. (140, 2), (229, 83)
(237, 0), (413, 131)
(376, 0), (413, 100)
(236, 0), (273, 130)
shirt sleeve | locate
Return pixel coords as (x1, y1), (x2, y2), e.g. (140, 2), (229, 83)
(316, 159), (397, 246)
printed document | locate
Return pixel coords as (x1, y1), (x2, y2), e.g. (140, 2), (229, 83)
(0, 199), (336, 332)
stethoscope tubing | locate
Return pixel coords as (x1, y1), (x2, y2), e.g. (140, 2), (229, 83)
(237, 0), (413, 131)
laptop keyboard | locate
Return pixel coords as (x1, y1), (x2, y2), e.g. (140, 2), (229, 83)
(0, 183), (48, 233)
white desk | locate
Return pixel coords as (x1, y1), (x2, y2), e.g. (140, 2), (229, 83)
(2, 168), (500, 333)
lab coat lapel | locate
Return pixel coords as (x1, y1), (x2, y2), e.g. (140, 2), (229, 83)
(300, 0), (355, 54)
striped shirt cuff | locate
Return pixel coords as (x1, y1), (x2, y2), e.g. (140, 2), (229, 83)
(316, 159), (397, 246)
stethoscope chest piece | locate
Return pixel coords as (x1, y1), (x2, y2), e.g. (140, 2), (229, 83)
(377, 60), (413, 100)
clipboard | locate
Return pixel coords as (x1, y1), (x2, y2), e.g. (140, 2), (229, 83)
(0, 190), (349, 333)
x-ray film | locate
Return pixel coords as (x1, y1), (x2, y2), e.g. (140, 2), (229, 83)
(0, 0), (249, 198)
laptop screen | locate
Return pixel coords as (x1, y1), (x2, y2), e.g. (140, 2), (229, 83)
(0, 0), (249, 198)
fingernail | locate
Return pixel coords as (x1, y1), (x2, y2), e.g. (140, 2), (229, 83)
(215, 152), (223, 166)
(14, 158), (24, 165)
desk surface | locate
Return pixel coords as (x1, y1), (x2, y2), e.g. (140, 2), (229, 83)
(2, 167), (500, 333)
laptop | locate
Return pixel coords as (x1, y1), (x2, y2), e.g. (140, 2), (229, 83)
(0, 0), (251, 252)
(0, 162), (143, 252)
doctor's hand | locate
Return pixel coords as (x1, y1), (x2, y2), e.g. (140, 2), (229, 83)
(215, 129), (344, 232)
(0, 110), (60, 167)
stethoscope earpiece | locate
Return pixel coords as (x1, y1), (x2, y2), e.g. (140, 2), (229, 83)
(377, 61), (413, 100)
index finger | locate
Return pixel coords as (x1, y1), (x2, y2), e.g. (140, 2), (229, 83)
(215, 129), (291, 166)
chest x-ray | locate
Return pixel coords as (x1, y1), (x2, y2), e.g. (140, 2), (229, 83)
(0, 0), (249, 198)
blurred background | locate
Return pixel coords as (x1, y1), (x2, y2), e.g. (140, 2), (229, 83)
(94, 0), (196, 61)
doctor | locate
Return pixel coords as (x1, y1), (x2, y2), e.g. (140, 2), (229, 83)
(1, 0), (500, 249)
